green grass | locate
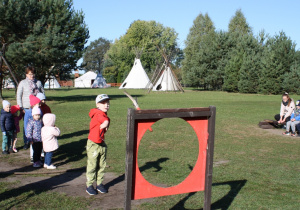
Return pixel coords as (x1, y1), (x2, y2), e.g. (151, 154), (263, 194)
(0, 88), (299, 209)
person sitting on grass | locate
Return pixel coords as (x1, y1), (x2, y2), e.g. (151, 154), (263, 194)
(275, 92), (295, 125)
(283, 100), (300, 137)
(86, 94), (110, 196)
(1, 100), (15, 154)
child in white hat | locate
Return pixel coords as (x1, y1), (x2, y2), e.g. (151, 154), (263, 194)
(1, 100), (15, 154)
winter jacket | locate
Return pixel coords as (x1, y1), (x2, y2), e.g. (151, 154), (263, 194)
(280, 99), (295, 118)
(17, 79), (44, 109)
(88, 108), (110, 144)
(291, 108), (300, 121)
(42, 114), (60, 152)
(0, 109), (15, 132)
(40, 103), (51, 115)
(14, 111), (24, 133)
(26, 118), (42, 142)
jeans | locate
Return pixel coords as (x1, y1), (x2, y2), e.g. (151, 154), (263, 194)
(274, 114), (291, 122)
(2, 130), (13, 151)
(44, 152), (53, 166)
(23, 108), (32, 144)
(32, 142), (42, 163)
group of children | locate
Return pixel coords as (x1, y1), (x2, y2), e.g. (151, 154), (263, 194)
(1, 93), (60, 169)
(2, 92), (111, 194)
(282, 99), (300, 136)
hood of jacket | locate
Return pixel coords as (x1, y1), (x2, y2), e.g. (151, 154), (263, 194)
(43, 113), (56, 127)
(89, 108), (106, 119)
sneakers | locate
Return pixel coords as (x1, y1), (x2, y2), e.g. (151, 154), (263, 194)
(23, 143), (29, 150)
(282, 131), (290, 135)
(13, 147), (18, 153)
(44, 164), (56, 169)
(97, 184), (108, 193)
(290, 132), (296, 137)
(33, 161), (42, 168)
(86, 186), (97, 195)
(2, 150), (9, 155)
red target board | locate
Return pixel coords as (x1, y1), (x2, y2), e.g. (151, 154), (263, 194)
(125, 107), (216, 210)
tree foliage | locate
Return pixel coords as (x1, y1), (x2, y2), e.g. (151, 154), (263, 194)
(104, 20), (180, 83)
(82, 37), (110, 72)
(0, 0), (89, 84)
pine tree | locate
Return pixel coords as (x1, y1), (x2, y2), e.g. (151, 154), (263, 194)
(182, 13), (216, 88)
(259, 32), (296, 94)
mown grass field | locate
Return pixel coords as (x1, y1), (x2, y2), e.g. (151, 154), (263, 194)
(0, 88), (299, 209)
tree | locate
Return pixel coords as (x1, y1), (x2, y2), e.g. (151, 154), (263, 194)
(105, 20), (180, 82)
(0, 0), (89, 89)
(182, 13), (216, 88)
(258, 32), (296, 94)
(282, 62), (300, 95)
(223, 9), (252, 92)
(82, 37), (110, 72)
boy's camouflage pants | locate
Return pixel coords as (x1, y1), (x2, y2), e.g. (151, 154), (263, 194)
(86, 139), (107, 187)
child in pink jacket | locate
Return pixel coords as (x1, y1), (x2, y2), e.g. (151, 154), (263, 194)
(41, 113), (60, 169)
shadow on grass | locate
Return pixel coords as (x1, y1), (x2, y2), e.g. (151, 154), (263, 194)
(47, 94), (144, 102)
(105, 157), (169, 189)
(170, 179), (247, 210)
(0, 168), (85, 209)
(59, 130), (89, 140)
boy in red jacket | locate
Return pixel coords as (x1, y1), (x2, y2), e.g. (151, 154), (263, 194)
(86, 94), (110, 195)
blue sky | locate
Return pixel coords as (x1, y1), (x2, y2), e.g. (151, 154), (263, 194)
(73, 0), (300, 50)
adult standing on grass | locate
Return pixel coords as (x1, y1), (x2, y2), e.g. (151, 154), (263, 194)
(17, 67), (44, 150)
(274, 92), (295, 124)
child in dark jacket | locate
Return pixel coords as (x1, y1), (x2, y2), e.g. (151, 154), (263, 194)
(1, 100), (15, 154)
(26, 106), (43, 167)
(11, 105), (24, 153)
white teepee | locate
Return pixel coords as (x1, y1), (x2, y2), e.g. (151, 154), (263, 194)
(91, 72), (108, 88)
(44, 76), (61, 89)
(119, 58), (152, 89)
(74, 71), (97, 88)
(152, 66), (181, 91)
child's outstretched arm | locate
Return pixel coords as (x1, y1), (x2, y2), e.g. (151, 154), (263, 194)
(53, 126), (61, 137)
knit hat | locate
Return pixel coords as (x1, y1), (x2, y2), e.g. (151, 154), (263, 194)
(11, 105), (20, 114)
(36, 93), (46, 101)
(29, 95), (41, 106)
(95, 94), (110, 104)
(2, 100), (10, 108)
(32, 106), (41, 116)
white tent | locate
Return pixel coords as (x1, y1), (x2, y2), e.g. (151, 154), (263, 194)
(91, 72), (109, 88)
(3, 78), (15, 89)
(119, 58), (152, 89)
(152, 67), (182, 91)
(74, 71), (97, 88)
(44, 76), (61, 89)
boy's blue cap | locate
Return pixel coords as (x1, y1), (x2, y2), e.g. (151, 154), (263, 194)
(96, 94), (110, 104)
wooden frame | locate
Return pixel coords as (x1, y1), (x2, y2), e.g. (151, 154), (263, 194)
(125, 106), (216, 210)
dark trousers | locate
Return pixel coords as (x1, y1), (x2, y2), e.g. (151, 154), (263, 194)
(32, 142), (42, 163)
(296, 123), (300, 134)
(274, 114), (291, 122)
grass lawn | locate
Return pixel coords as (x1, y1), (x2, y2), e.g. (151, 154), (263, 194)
(0, 88), (299, 209)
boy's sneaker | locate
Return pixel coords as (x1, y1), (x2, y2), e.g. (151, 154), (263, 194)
(47, 165), (56, 170)
(13, 147), (18, 153)
(291, 132), (296, 137)
(86, 186), (97, 195)
(96, 184), (108, 193)
(33, 162), (42, 168)
(282, 131), (290, 135)
(44, 164), (48, 168)
(2, 151), (9, 155)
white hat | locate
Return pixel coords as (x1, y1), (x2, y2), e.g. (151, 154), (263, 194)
(36, 93), (46, 101)
(32, 106), (41, 116)
(95, 94), (110, 104)
(2, 100), (10, 108)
